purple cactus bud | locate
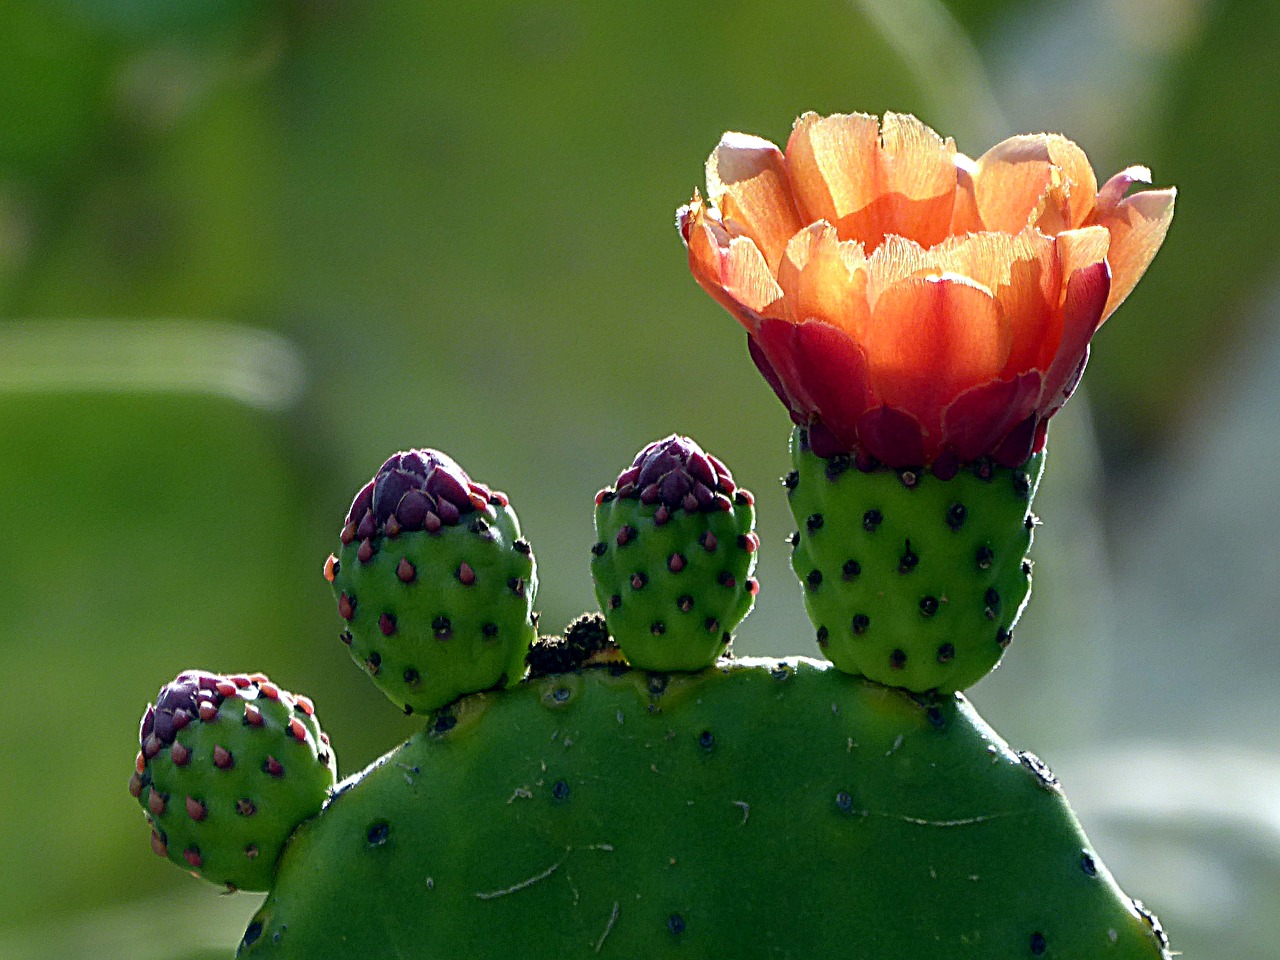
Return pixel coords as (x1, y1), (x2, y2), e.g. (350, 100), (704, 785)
(144, 671), (224, 749)
(615, 436), (735, 513)
(350, 449), (479, 533)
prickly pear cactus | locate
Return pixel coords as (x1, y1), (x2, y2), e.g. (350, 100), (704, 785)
(131, 670), (336, 891)
(123, 108), (1178, 960)
(591, 436), (758, 671)
(239, 661), (1168, 959)
(787, 427), (1044, 691)
(326, 449), (538, 714)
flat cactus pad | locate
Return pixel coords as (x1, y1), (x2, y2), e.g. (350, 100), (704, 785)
(240, 659), (1168, 959)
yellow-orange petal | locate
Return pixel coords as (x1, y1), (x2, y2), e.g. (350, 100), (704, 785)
(930, 229), (1060, 376)
(863, 274), (1010, 436)
(961, 133), (1098, 236)
(865, 234), (935, 309)
(722, 235), (784, 317)
(777, 223), (870, 338)
(706, 132), (804, 272)
(1092, 186), (1176, 320)
(786, 112), (958, 250)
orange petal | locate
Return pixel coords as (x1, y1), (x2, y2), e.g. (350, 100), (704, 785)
(777, 223), (870, 337)
(706, 132), (803, 271)
(1092, 186), (1176, 320)
(722, 236), (784, 317)
(930, 229), (1059, 375)
(864, 275), (1010, 439)
(1042, 227), (1112, 405)
(964, 134), (1098, 235)
(786, 112), (958, 250)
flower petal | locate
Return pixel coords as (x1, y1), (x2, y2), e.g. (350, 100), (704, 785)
(930, 229), (1060, 376)
(962, 133), (1098, 235)
(943, 372), (1043, 463)
(864, 275), (1010, 442)
(784, 319), (874, 450)
(777, 223), (870, 336)
(857, 405), (926, 466)
(706, 132), (804, 271)
(1091, 185), (1175, 320)
(1041, 230), (1111, 408)
(786, 112), (958, 250)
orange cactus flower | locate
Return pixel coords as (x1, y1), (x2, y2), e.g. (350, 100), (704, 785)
(678, 111), (1174, 472)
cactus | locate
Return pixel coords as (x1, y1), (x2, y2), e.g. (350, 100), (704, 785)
(787, 427), (1044, 691)
(590, 436), (758, 671)
(326, 449), (538, 714)
(237, 661), (1169, 959)
(130, 670), (336, 892)
(122, 108), (1177, 960)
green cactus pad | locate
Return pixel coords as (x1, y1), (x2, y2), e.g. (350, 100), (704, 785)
(239, 660), (1169, 959)
(131, 671), (336, 891)
(330, 449), (538, 714)
(787, 428), (1043, 692)
(592, 495), (756, 670)
(591, 436), (758, 672)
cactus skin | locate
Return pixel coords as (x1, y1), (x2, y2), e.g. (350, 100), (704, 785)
(591, 436), (758, 671)
(130, 671), (336, 892)
(329, 450), (538, 714)
(238, 659), (1169, 959)
(787, 428), (1043, 692)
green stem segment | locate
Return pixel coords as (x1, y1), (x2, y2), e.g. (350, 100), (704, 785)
(787, 428), (1044, 692)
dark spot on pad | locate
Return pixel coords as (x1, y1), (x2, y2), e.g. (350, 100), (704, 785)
(816, 626), (829, 648)
(677, 595), (695, 613)
(1080, 852), (1097, 877)
(919, 596), (939, 616)
(242, 921), (263, 948)
(997, 628), (1013, 648)
(925, 706), (945, 728)
(889, 649), (907, 669)
(825, 454), (850, 480)
(1029, 931), (1046, 955)
(551, 779), (570, 801)
(699, 730), (714, 750)
(514, 538), (532, 555)
(898, 541), (919, 574)
(631, 572), (648, 590)
(783, 470), (799, 491)
(650, 621), (666, 636)
(433, 714), (457, 735)
(946, 502), (967, 531)
(806, 569), (823, 590)
(609, 594), (622, 610)
(936, 643), (955, 663)
(851, 614), (870, 636)
(668, 914), (686, 935)
(482, 622), (499, 638)
(976, 545), (994, 569)
(1013, 471), (1031, 498)
(842, 559), (861, 579)
(432, 616), (452, 640)
(898, 469), (919, 489)
(806, 513), (824, 532)
(367, 820), (390, 846)
(403, 668), (420, 686)
(592, 541), (607, 557)
(835, 791), (854, 813)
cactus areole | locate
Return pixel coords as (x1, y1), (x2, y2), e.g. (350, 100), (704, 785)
(126, 110), (1175, 959)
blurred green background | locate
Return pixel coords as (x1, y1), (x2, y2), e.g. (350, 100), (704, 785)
(2, 0), (1277, 956)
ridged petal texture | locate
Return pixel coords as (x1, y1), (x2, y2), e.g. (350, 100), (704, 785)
(680, 111), (1175, 468)
(239, 661), (1171, 960)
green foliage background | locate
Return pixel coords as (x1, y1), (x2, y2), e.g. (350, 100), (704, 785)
(0, 0), (1273, 957)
